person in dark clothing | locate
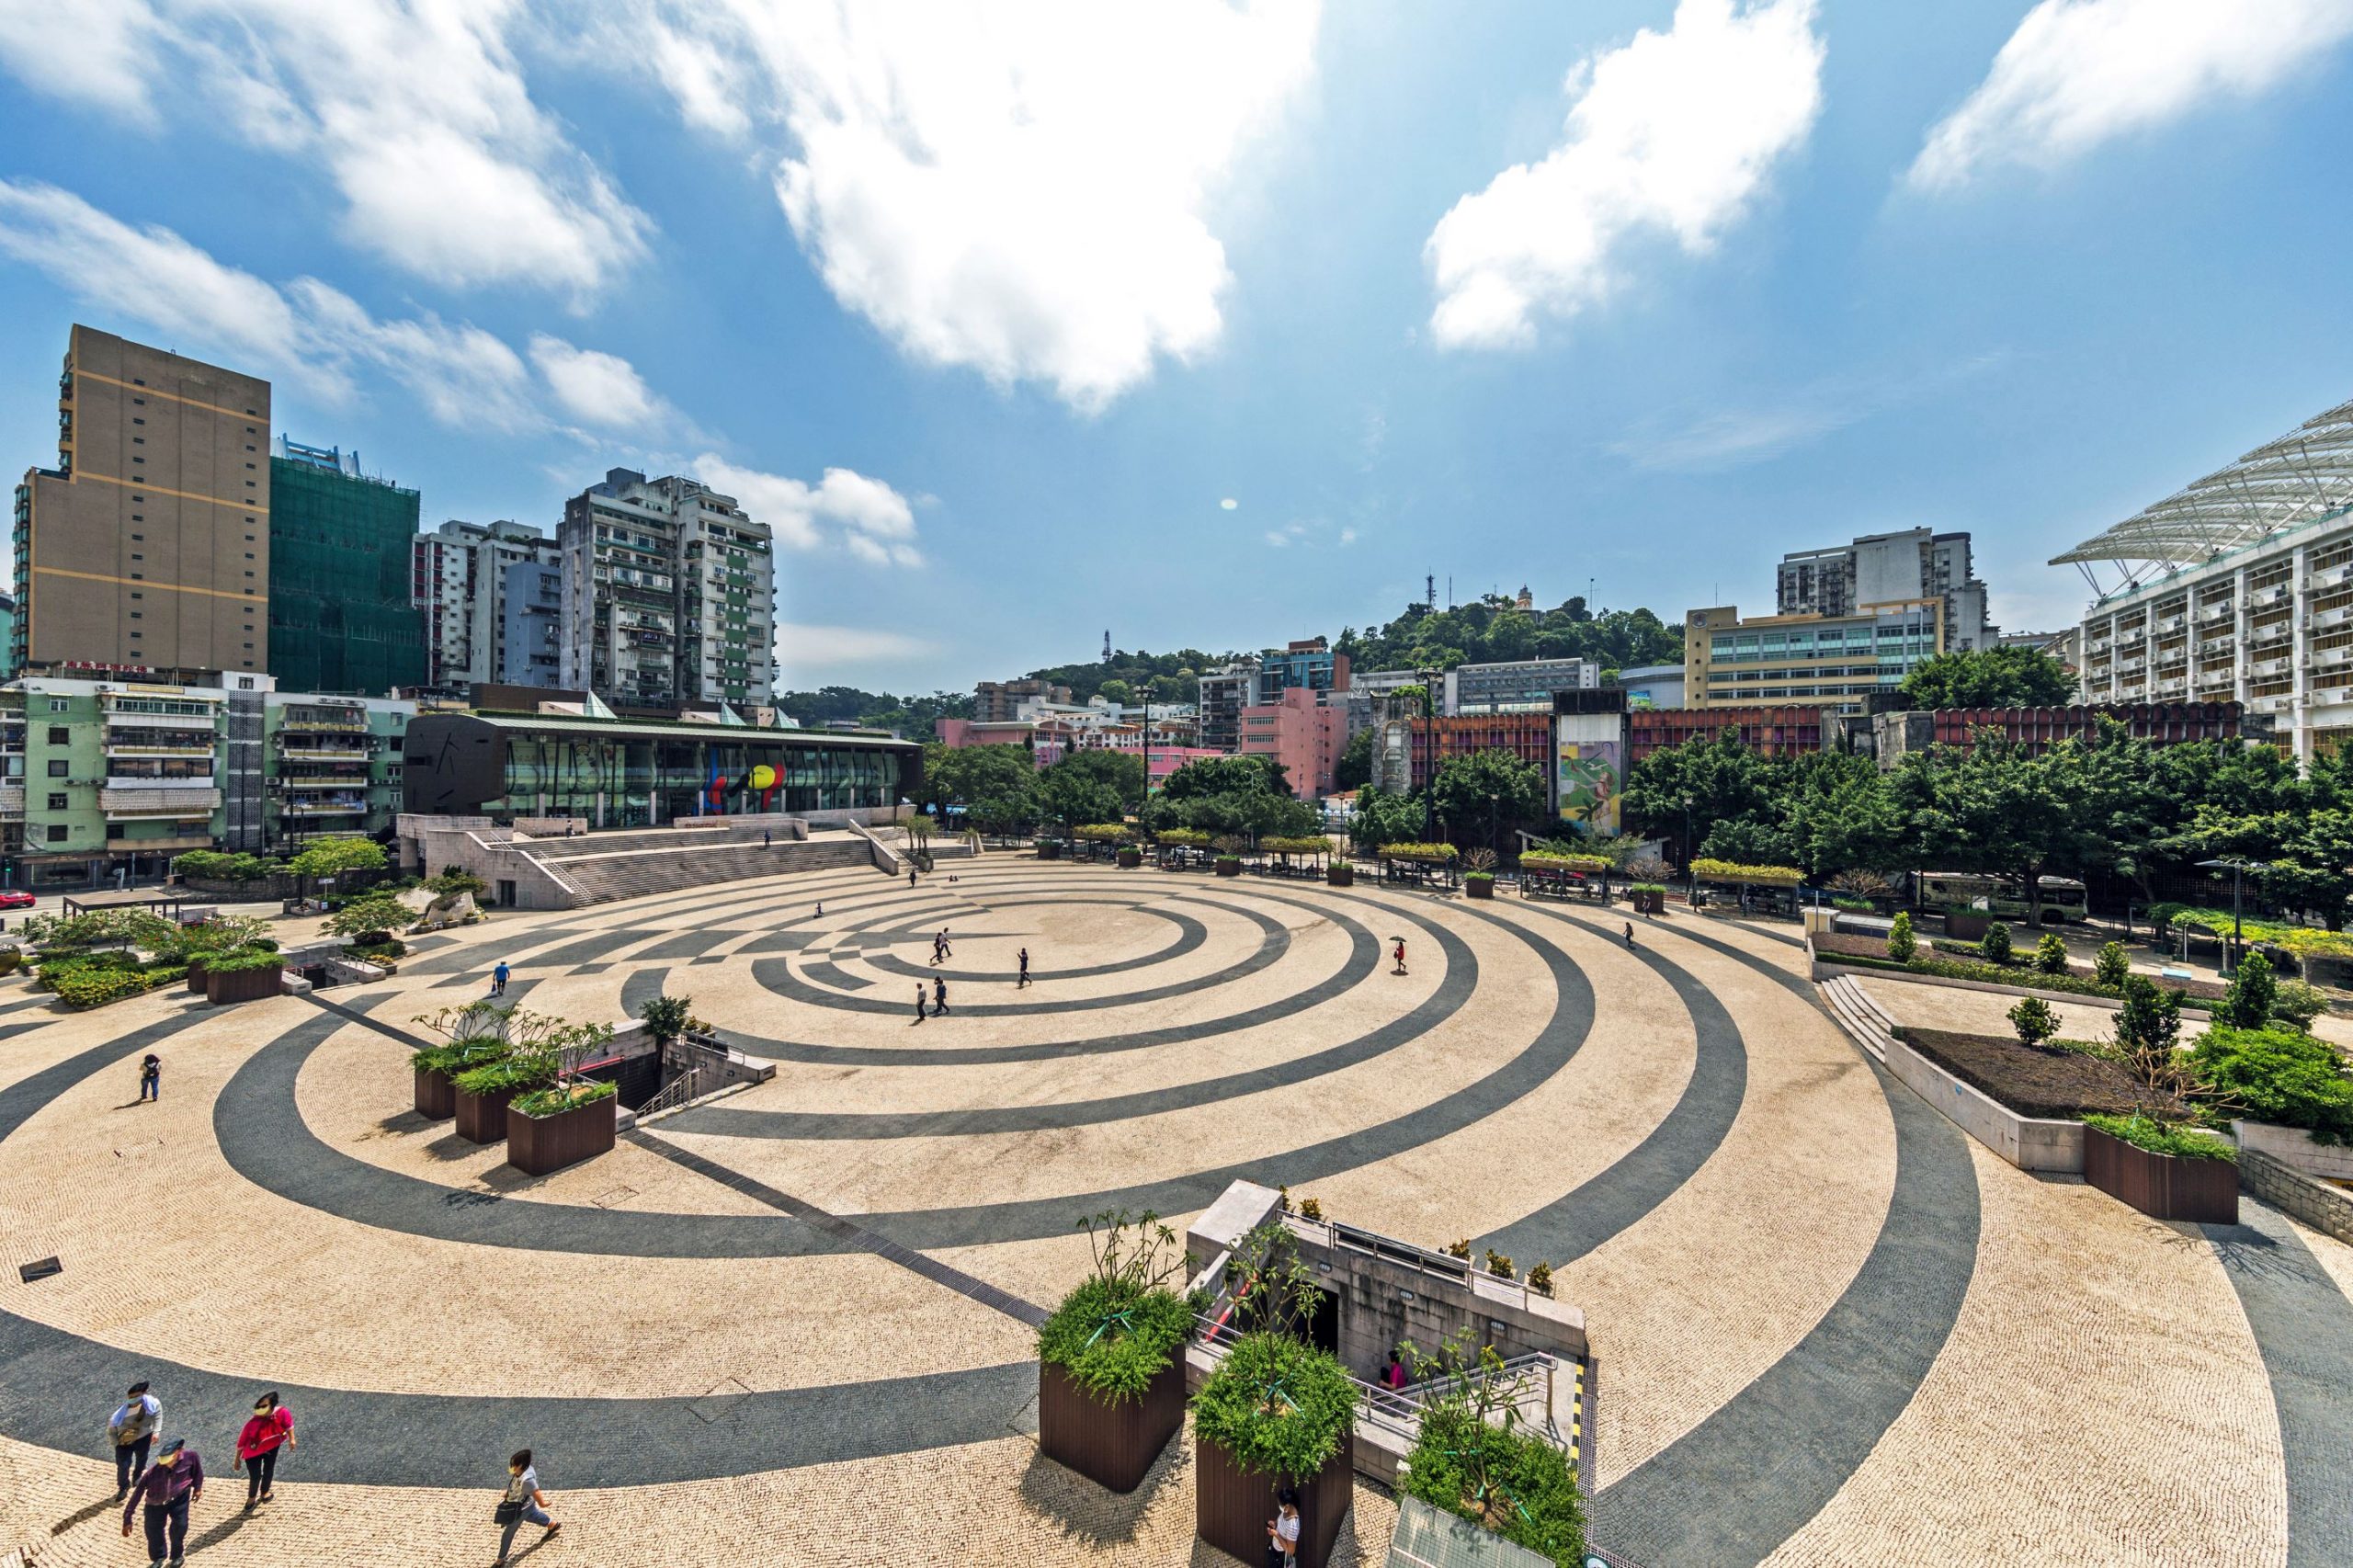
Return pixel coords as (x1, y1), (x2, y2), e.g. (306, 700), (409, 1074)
(762, 829), (772, 847)
(932, 975), (949, 1016)
(909, 869), (918, 889)
(138, 1054), (160, 1103)
(913, 983), (927, 1025)
(1017, 947), (1030, 988)
(1623, 922), (1635, 949)
(121, 1437), (201, 1566)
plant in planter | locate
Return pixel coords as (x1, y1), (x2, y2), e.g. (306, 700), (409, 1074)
(202, 946), (286, 1004)
(407, 1036), (511, 1119)
(1397, 1333), (1586, 1566)
(1525, 1262), (1555, 1299)
(1626, 881), (1668, 914)
(1211, 835), (1245, 877)
(452, 1048), (558, 1144)
(1483, 1248), (1515, 1280)
(1463, 848), (1498, 901)
(325, 893), (414, 952)
(506, 1077), (620, 1176)
(1035, 1210), (1199, 1493)
(1192, 1224), (1357, 1568)
(2082, 1111), (2238, 1223)
(635, 992), (702, 1050)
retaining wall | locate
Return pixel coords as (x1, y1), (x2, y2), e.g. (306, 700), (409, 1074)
(2238, 1150), (2353, 1246)
(1880, 1029), (2085, 1174)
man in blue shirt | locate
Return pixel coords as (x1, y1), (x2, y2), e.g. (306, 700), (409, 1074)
(492, 960), (510, 998)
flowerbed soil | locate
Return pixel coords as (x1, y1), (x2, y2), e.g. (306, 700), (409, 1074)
(1812, 932), (2230, 1000)
(1896, 1027), (2181, 1120)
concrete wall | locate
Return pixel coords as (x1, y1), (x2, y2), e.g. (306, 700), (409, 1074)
(1882, 1029), (2085, 1173)
(2235, 1120), (2353, 1182)
(2239, 1150), (2353, 1247)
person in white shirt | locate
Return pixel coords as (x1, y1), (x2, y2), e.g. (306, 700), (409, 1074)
(1265, 1485), (1302, 1566)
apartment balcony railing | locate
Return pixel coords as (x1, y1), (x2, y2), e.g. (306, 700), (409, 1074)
(2155, 615), (2187, 635)
(2308, 603), (2353, 632)
(102, 710), (216, 732)
(99, 786), (221, 816)
(277, 773), (369, 789)
(2251, 582), (2294, 606)
(275, 744), (369, 762)
(280, 796), (368, 815)
(2309, 645), (2353, 671)
(279, 711), (369, 733)
(0, 785), (22, 818)
(2197, 601), (2234, 623)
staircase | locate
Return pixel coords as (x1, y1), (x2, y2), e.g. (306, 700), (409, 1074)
(1817, 973), (1899, 1062)
(514, 829), (882, 907)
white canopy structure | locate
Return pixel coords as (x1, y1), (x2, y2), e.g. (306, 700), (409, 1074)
(2052, 399), (2353, 591)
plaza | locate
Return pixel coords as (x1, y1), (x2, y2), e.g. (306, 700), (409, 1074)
(0, 853), (2347, 1566)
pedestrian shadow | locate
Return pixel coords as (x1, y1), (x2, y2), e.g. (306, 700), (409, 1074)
(183, 1506), (256, 1554)
(50, 1495), (117, 1534)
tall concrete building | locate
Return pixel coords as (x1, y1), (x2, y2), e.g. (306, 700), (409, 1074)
(972, 678), (1072, 722)
(1776, 528), (1997, 653)
(412, 520), (563, 690)
(557, 469), (775, 709)
(12, 326), (271, 677)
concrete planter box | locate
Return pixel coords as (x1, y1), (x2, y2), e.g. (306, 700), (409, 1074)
(453, 1085), (519, 1144)
(1631, 888), (1665, 915)
(204, 964), (283, 1005)
(2084, 1125), (2238, 1223)
(1116, 847), (1142, 869)
(506, 1096), (617, 1176)
(1196, 1428), (1353, 1568)
(1037, 1358), (1185, 1494)
(1037, 841), (1063, 860)
(1326, 864), (1354, 888)
(1464, 877), (1495, 901)
(414, 1067), (456, 1120)
(1215, 859), (1242, 878)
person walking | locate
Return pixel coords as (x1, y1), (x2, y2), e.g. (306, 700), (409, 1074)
(1623, 922), (1636, 949)
(108, 1381), (161, 1499)
(492, 1449), (561, 1567)
(932, 975), (949, 1017)
(929, 933), (943, 967)
(913, 983), (927, 1025)
(908, 868), (918, 889)
(137, 1053), (161, 1103)
(121, 1436), (201, 1567)
(1017, 947), (1030, 988)
(1265, 1485), (1302, 1567)
(1392, 938), (1408, 976)
(490, 960), (510, 999)
(762, 829), (772, 847)
(232, 1392), (294, 1511)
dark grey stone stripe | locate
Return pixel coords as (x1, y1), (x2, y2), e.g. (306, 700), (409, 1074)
(863, 907), (1205, 983)
(0, 1306), (1032, 1489)
(2205, 1200), (2353, 1567)
(406, 926), (592, 979)
(801, 957), (874, 991)
(667, 905), (1473, 1142)
(1590, 1058), (1980, 1566)
(1476, 903), (1747, 1267)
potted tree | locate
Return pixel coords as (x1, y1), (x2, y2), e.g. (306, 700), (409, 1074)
(452, 1047), (553, 1144)
(1326, 854), (1355, 889)
(506, 1077), (620, 1175)
(1191, 1223), (1357, 1567)
(2081, 1112), (2238, 1223)
(1462, 848), (1497, 901)
(1398, 1334), (1586, 1566)
(1035, 1210), (1198, 1492)
(407, 1003), (521, 1120)
(324, 892), (415, 968)
(203, 946), (286, 1005)
(1212, 835), (1245, 878)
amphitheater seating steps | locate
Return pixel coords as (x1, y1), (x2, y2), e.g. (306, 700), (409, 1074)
(514, 828), (881, 906)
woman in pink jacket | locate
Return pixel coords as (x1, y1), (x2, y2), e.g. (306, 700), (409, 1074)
(233, 1392), (294, 1510)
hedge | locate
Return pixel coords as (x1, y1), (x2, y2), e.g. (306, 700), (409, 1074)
(1521, 852), (1608, 874)
(2084, 1111), (2236, 1163)
(1813, 939), (2219, 1010)
(1379, 843), (1459, 863)
(1258, 836), (1331, 855)
(1689, 858), (1802, 886)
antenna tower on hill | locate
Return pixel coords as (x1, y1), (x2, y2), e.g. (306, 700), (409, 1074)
(1102, 629), (1112, 661)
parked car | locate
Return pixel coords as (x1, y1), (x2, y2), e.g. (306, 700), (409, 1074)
(0, 891), (36, 911)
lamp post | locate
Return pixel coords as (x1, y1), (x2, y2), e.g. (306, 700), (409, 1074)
(1682, 792), (1696, 905)
(1487, 790), (1500, 857)
(2196, 857), (2246, 975)
(1417, 667), (1440, 842)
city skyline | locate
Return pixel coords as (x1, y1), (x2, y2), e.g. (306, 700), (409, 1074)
(3, 2), (2351, 692)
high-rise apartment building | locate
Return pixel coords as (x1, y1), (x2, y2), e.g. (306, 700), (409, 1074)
(267, 437), (425, 696)
(1255, 637), (1349, 701)
(972, 678), (1073, 722)
(12, 325), (271, 677)
(1777, 528), (1997, 653)
(411, 520), (563, 690)
(557, 469), (775, 709)
(1196, 657), (1262, 753)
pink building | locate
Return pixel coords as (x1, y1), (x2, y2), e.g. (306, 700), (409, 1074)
(1148, 746), (1225, 789)
(1238, 687), (1346, 799)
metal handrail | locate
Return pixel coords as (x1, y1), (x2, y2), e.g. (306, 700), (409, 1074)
(636, 1065), (707, 1119)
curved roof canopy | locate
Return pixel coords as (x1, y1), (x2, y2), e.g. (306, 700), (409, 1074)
(2052, 399), (2353, 568)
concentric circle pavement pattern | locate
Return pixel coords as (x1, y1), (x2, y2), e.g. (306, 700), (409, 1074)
(0, 856), (2346, 1567)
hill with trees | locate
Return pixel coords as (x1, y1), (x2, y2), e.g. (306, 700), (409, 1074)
(1336, 593), (1682, 678)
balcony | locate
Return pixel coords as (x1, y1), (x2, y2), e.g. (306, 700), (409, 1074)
(277, 773), (369, 790)
(2086, 637), (2114, 656)
(0, 785), (21, 818)
(2197, 601), (2234, 624)
(102, 708), (216, 732)
(276, 744), (369, 762)
(2249, 693), (2293, 714)
(278, 708), (368, 733)
(2309, 603), (2353, 632)
(2155, 614), (2187, 635)
(280, 796), (368, 816)
(2310, 645), (2353, 671)
(2154, 678), (2189, 698)
(99, 786), (221, 816)
(2252, 656), (2292, 679)
(106, 734), (214, 757)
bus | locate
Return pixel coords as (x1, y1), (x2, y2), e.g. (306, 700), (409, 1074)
(1914, 872), (2089, 925)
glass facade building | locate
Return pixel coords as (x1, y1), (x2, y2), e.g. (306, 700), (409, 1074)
(1684, 598), (1946, 713)
(268, 440), (426, 696)
(403, 712), (919, 828)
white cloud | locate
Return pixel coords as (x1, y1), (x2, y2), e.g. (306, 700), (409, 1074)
(1221, 497), (1241, 510)
(1909, 0), (2353, 189)
(690, 454), (925, 568)
(634, 1), (1322, 410)
(0, 0), (650, 301)
(774, 622), (933, 672)
(0, 179), (654, 437)
(529, 335), (669, 430)
(1426, 0), (1824, 350)
(1615, 404), (1855, 471)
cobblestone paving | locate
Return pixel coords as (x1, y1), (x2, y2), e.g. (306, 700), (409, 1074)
(0, 856), (2343, 1566)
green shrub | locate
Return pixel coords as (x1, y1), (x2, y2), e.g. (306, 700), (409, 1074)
(1258, 836), (1331, 855)
(2035, 932), (2069, 975)
(1397, 1335), (1584, 1566)
(203, 948), (285, 975)
(453, 1050), (560, 1097)
(2094, 942), (2131, 988)
(510, 1078), (618, 1119)
(324, 893), (413, 943)
(2083, 1112), (2237, 1163)
(1626, 881), (1668, 893)
(1190, 1331), (1356, 1479)
(1038, 1276), (1195, 1405)
(2008, 996), (2059, 1046)
(425, 868), (490, 899)
(2188, 1025), (2353, 1144)
(2270, 980), (2329, 1031)
(1688, 858), (1802, 885)
(635, 993), (699, 1046)
(1980, 922), (2013, 964)
(1153, 828), (1212, 847)
(1379, 842), (1460, 863)
(49, 966), (151, 1009)
(1831, 896), (1872, 912)
(2115, 975), (2185, 1054)
(2220, 952), (2279, 1029)
(409, 1037), (511, 1076)
(1464, 870), (1495, 884)
(1887, 911), (1915, 962)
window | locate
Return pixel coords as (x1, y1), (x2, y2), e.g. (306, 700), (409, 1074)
(47, 699), (66, 713)
(133, 417), (145, 426)
(132, 437), (143, 445)
(46, 726), (66, 744)
(236, 677), (255, 691)
(130, 592), (142, 599)
(129, 612), (142, 620)
(46, 793), (65, 811)
(46, 759), (66, 777)
(45, 824), (65, 844)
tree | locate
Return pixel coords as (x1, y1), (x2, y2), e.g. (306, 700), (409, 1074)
(1891, 732), (2093, 926)
(1623, 733), (1779, 866)
(1143, 755), (1317, 838)
(2220, 951), (2279, 1029)
(1887, 911), (1915, 961)
(1333, 727), (1374, 792)
(289, 836), (388, 881)
(1431, 748), (1547, 846)
(325, 893), (411, 943)
(2007, 996), (2059, 1047)
(1097, 678), (1134, 705)
(635, 993), (699, 1046)
(1897, 646), (2075, 709)
(924, 744), (1042, 830)
(1347, 785), (1426, 852)
(2114, 975), (2184, 1057)
(1040, 748), (1145, 828)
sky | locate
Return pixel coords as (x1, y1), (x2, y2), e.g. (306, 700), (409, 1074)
(1, 0), (2350, 696)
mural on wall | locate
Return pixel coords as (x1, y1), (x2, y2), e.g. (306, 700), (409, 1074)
(1555, 713), (1621, 835)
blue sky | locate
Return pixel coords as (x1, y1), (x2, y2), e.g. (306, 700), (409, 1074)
(2, 0), (2350, 694)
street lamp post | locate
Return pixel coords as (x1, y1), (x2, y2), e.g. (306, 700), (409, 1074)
(1682, 792), (1696, 906)
(1487, 790), (1500, 857)
(1417, 667), (1440, 842)
(2196, 858), (2246, 975)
